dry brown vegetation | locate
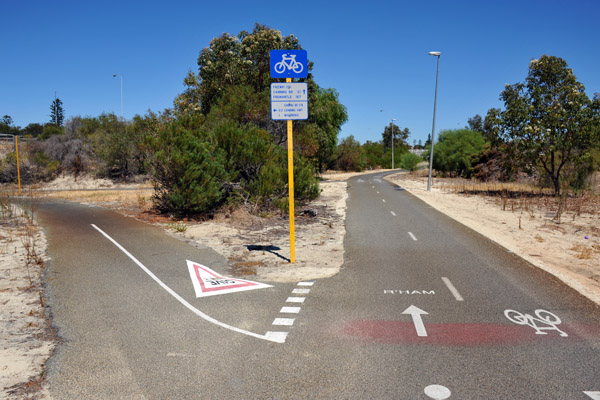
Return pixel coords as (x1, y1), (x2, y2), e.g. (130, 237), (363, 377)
(0, 195), (58, 399)
(440, 179), (600, 222)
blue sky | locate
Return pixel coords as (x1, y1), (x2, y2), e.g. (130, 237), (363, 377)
(2, 0), (599, 145)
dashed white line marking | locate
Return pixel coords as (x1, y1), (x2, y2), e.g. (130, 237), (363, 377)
(91, 224), (284, 343)
(286, 297), (305, 303)
(377, 191), (380, 194)
(408, 232), (417, 241)
(280, 306), (301, 314)
(265, 331), (288, 342)
(292, 288), (310, 294)
(442, 277), (464, 301)
(390, 211), (396, 216)
(382, 199), (386, 203)
(273, 318), (295, 326)
(297, 281), (314, 286)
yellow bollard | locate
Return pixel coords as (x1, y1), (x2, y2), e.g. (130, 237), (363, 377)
(15, 136), (21, 194)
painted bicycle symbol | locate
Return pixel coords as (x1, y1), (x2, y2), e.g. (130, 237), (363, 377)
(504, 309), (568, 337)
(274, 54), (304, 74)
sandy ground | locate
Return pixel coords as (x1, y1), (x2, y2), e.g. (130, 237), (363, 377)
(182, 179), (349, 282)
(0, 204), (54, 399)
(386, 172), (600, 305)
(178, 170), (394, 282)
(2, 169), (599, 397)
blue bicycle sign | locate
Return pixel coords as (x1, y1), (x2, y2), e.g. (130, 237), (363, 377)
(270, 50), (308, 78)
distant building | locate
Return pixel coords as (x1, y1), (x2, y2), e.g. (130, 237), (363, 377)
(409, 148), (426, 157)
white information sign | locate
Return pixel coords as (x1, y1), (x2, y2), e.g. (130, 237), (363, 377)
(271, 82), (308, 120)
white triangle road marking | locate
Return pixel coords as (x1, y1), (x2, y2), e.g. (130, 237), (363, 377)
(187, 260), (272, 298)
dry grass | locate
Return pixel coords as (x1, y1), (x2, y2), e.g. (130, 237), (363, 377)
(37, 187), (154, 208)
(230, 260), (264, 276)
(441, 180), (600, 222)
(569, 244), (599, 260)
(0, 194), (59, 399)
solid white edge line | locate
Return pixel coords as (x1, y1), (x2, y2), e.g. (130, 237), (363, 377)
(408, 232), (417, 241)
(442, 277), (464, 301)
(91, 224), (285, 343)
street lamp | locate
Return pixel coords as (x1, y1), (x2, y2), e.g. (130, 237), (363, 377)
(427, 51), (441, 191)
(113, 74), (123, 120)
(391, 118), (396, 169)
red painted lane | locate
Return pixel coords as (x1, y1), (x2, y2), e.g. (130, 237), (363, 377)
(337, 320), (600, 346)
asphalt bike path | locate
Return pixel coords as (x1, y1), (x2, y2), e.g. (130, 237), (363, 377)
(35, 170), (600, 398)
(304, 171), (600, 398)
(37, 200), (300, 398)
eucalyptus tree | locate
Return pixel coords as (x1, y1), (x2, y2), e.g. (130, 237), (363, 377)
(491, 55), (600, 194)
(174, 23), (347, 172)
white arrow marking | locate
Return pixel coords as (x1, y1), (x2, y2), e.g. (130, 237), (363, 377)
(402, 305), (429, 337)
(584, 392), (600, 399)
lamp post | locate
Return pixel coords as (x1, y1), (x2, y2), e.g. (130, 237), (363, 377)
(391, 118), (396, 169)
(112, 74), (123, 120)
(427, 51), (441, 191)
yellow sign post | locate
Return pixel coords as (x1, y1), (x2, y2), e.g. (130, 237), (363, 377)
(270, 50), (308, 264)
(286, 77), (296, 263)
(15, 136), (21, 194)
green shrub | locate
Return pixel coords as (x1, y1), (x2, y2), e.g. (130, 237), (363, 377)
(146, 113), (320, 217)
(40, 124), (64, 139)
(148, 117), (228, 217)
(334, 135), (364, 172)
(400, 152), (423, 172)
(432, 129), (487, 177)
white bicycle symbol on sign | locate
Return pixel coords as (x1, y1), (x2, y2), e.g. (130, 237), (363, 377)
(274, 54), (304, 74)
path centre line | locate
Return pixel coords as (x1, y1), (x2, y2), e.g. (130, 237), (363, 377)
(408, 232), (418, 241)
(442, 277), (464, 301)
(390, 211), (396, 217)
(91, 224), (286, 343)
